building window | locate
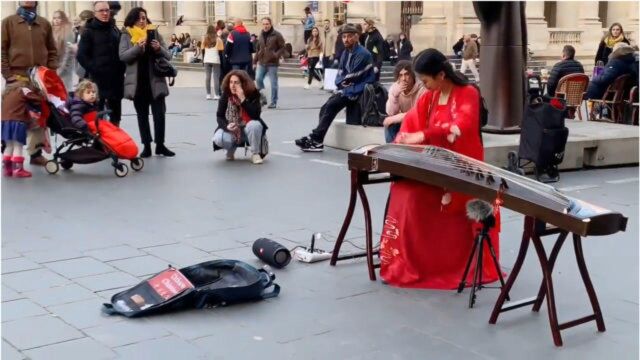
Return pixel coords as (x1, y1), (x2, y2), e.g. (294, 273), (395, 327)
(333, 1), (346, 25)
(206, 1), (215, 24)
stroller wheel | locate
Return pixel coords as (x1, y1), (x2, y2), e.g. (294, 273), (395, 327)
(60, 160), (73, 170)
(130, 158), (144, 171)
(45, 160), (59, 175)
(114, 163), (129, 178)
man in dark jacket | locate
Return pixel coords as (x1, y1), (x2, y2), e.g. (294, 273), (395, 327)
(76, 1), (125, 126)
(587, 44), (638, 100)
(254, 17), (285, 109)
(1, 1), (58, 166)
(546, 45), (584, 96)
(295, 24), (375, 152)
(362, 18), (385, 81)
(225, 18), (254, 73)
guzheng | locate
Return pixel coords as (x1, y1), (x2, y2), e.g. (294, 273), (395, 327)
(347, 144), (627, 237)
(331, 143), (628, 347)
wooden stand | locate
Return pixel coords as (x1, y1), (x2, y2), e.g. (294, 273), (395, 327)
(489, 216), (605, 347)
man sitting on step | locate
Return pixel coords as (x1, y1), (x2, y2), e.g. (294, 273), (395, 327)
(295, 24), (375, 152)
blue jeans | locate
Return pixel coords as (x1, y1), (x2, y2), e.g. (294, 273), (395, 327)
(255, 64), (279, 105)
(384, 123), (401, 143)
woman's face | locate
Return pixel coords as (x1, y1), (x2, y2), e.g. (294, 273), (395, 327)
(229, 75), (242, 95)
(312, 28), (319, 37)
(136, 11), (147, 28)
(399, 34), (405, 41)
(52, 12), (63, 26)
(611, 26), (622, 37)
(418, 72), (444, 91)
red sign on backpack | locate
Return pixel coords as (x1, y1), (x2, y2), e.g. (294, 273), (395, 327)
(147, 268), (195, 300)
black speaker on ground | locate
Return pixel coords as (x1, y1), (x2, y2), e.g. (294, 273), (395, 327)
(252, 238), (291, 269)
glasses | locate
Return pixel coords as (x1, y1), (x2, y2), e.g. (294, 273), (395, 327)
(94, 9), (110, 14)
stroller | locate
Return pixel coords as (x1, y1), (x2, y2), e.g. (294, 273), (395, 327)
(29, 67), (144, 177)
(506, 96), (568, 183)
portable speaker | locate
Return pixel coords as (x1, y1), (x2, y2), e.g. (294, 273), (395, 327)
(252, 238), (291, 269)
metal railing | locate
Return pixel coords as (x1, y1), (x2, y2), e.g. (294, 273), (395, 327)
(548, 29), (583, 45)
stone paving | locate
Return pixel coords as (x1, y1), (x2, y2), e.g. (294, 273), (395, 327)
(1, 84), (638, 359)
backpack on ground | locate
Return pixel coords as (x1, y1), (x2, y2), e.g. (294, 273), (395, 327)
(359, 83), (388, 127)
(102, 260), (280, 317)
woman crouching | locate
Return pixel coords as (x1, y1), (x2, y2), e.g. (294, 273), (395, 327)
(213, 70), (267, 164)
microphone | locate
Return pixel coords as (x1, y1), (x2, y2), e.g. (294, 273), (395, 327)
(252, 238), (291, 269)
(466, 199), (495, 228)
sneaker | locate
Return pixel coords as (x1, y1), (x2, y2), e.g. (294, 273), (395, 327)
(251, 154), (263, 164)
(213, 95), (220, 100)
(304, 84), (310, 90)
(267, 103), (276, 109)
(295, 136), (324, 152)
(206, 94), (212, 100)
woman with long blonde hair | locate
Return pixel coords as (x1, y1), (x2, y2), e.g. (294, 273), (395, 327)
(52, 10), (74, 91)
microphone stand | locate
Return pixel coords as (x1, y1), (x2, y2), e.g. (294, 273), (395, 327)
(457, 215), (509, 308)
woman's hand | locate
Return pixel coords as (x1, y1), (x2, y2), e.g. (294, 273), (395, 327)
(235, 86), (245, 102)
(382, 113), (403, 127)
(395, 131), (424, 145)
(150, 39), (161, 52)
(137, 38), (146, 50)
(227, 123), (237, 131)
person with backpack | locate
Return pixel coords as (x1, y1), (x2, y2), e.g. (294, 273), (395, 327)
(383, 60), (425, 143)
(381, 48), (500, 289)
(224, 18), (254, 74)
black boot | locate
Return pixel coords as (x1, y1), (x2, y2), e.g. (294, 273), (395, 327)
(155, 143), (175, 157)
(140, 143), (152, 158)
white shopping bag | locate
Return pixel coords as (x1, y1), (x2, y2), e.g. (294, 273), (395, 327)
(323, 68), (338, 91)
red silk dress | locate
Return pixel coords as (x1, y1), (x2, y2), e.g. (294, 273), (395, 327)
(379, 85), (501, 289)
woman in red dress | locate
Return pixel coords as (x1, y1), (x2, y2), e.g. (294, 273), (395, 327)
(380, 49), (500, 289)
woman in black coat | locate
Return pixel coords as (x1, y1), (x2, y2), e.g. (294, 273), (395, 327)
(397, 33), (413, 61)
(594, 23), (630, 66)
(212, 70), (267, 164)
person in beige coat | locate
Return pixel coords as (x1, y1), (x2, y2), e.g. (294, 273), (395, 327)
(321, 19), (336, 69)
(459, 34), (479, 82)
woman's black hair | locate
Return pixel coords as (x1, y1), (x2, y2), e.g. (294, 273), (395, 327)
(413, 48), (468, 86)
(123, 7), (151, 28)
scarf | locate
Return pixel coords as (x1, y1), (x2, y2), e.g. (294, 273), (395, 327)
(605, 34), (625, 48)
(17, 7), (37, 25)
(261, 27), (273, 43)
(126, 24), (157, 44)
(225, 95), (249, 144)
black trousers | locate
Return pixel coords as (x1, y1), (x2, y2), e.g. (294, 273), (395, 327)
(134, 96), (166, 145)
(307, 57), (322, 84)
(304, 30), (312, 44)
(310, 94), (357, 143)
(98, 97), (122, 126)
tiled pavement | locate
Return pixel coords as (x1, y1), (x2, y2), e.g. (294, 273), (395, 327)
(2, 86), (638, 359)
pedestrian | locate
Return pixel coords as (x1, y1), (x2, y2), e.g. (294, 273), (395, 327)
(452, 36), (464, 59)
(295, 24), (375, 152)
(182, 33), (192, 49)
(119, 6), (175, 158)
(254, 17), (286, 109)
(383, 60), (425, 143)
(52, 10), (75, 92)
(595, 23), (630, 66)
(385, 36), (398, 65)
(333, 23), (345, 68)
(67, 79), (99, 132)
(213, 70), (267, 165)
(302, 6), (315, 44)
(459, 35), (480, 82)
(2, 80), (44, 178)
(224, 18), (254, 73)
(77, 1), (126, 126)
(397, 32), (413, 61)
(305, 27), (323, 90)
(321, 19), (336, 70)
(168, 34), (182, 59)
(362, 18), (385, 81)
(1, 0), (58, 167)
(202, 25), (223, 100)
(71, 10), (94, 82)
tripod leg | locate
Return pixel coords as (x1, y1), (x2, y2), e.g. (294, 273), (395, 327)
(457, 232), (480, 293)
(477, 235), (484, 289)
(486, 233), (509, 301)
(469, 235), (483, 308)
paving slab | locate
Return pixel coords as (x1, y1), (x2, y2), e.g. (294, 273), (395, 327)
(23, 337), (117, 360)
(1, 340), (25, 360)
(48, 298), (124, 329)
(1, 285), (23, 302)
(84, 320), (171, 348)
(74, 271), (141, 292)
(1, 299), (49, 322)
(108, 255), (172, 277)
(84, 245), (147, 262)
(45, 257), (117, 279)
(3, 314), (84, 350)
(24, 283), (99, 307)
(114, 336), (208, 359)
(2, 268), (71, 292)
(1, 257), (42, 274)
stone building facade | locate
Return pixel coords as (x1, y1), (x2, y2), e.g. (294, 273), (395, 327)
(1, 1), (637, 65)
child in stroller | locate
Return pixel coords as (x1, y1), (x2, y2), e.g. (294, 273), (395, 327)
(68, 80), (98, 132)
(29, 66), (144, 177)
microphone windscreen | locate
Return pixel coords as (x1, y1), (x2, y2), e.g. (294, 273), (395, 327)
(466, 199), (494, 222)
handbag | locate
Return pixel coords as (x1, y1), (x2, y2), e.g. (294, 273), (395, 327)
(153, 56), (178, 86)
(203, 47), (220, 64)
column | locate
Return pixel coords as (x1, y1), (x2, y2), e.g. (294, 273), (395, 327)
(410, 2), (448, 53)
(143, 1), (166, 26)
(555, 2), (578, 28)
(43, 1), (65, 19)
(175, 2), (207, 38)
(282, 1), (306, 25)
(1, 2), (18, 18)
(526, 1), (548, 52)
(346, 2), (377, 23)
(628, 1), (639, 43)
(577, 1), (602, 53)
(456, 1), (480, 36)
(227, 1), (254, 23)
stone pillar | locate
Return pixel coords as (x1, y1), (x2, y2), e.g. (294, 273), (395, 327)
(577, 1), (602, 53)
(410, 2), (448, 53)
(346, 2), (378, 24)
(227, 1), (255, 24)
(282, 1), (306, 25)
(1, 1), (17, 18)
(280, 1), (307, 52)
(175, 2), (207, 38)
(526, 1), (548, 52)
(74, 2), (94, 14)
(628, 1), (639, 44)
(143, 1), (166, 27)
(43, 1), (66, 19)
(456, 1), (480, 37)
